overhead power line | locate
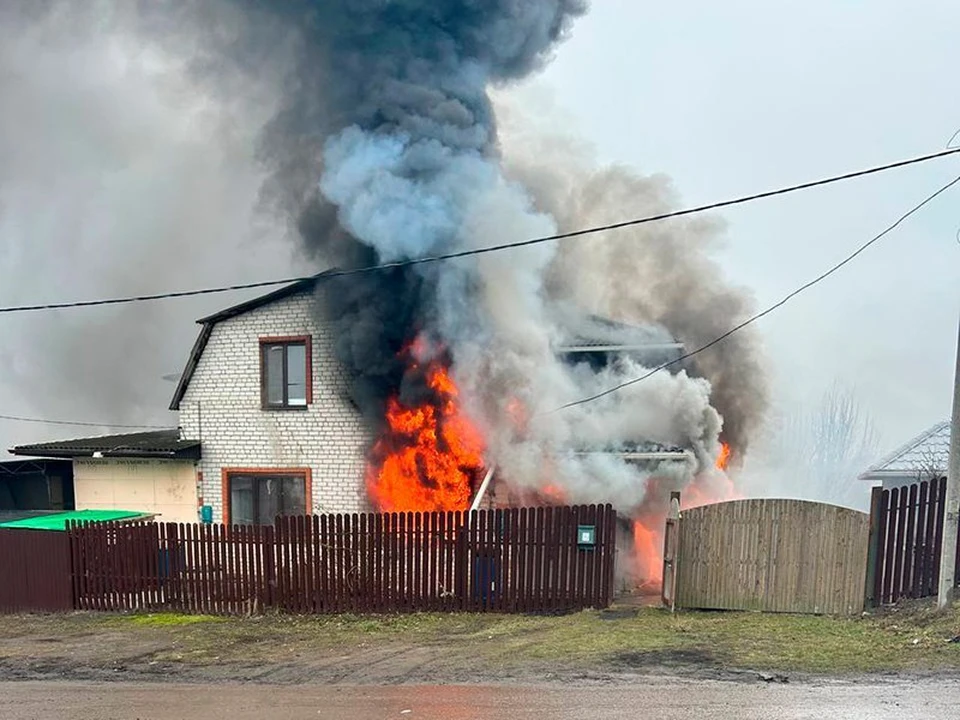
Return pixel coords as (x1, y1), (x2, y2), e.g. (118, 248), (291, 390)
(0, 147), (958, 315)
(548, 173), (960, 414)
(0, 413), (169, 430)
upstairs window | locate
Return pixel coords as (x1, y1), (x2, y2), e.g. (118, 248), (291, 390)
(260, 336), (311, 409)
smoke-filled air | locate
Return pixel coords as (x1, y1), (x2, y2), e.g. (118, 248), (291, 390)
(3, 0), (770, 586)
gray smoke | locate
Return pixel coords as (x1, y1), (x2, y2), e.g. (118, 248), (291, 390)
(0, 1), (296, 449)
(494, 92), (769, 457)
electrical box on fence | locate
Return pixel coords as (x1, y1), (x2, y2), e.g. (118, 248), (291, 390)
(200, 505), (213, 524)
(577, 525), (596, 549)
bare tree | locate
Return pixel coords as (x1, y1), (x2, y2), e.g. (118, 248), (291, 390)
(915, 446), (947, 484)
(771, 382), (880, 510)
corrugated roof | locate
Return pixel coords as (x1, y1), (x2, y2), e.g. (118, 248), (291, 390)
(860, 421), (951, 479)
(8, 430), (200, 461)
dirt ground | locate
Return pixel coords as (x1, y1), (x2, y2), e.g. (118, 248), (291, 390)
(4, 678), (960, 720)
(2, 600), (960, 687)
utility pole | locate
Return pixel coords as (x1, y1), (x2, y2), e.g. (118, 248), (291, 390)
(938, 313), (960, 609)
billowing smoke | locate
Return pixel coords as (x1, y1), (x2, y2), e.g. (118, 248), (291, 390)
(215, 0), (767, 515)
(494, 91), (769, 458)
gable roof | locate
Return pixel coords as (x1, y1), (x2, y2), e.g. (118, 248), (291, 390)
(169, 273), (331, 411)
(9, 429), (200, 461)
(859, 421), (951, 480)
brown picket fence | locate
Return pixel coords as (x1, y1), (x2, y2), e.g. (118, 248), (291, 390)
(0, 528), (73, 613)
(66, 505), (617, 615)
(867, 478), (960, 606)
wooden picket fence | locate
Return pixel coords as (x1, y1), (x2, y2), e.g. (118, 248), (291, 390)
(66, 505), (617, 615)
(0, 528), (73, 613)
(867, 477), (960, 605)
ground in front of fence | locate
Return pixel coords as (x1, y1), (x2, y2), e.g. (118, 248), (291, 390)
(2, 600), (960, 684)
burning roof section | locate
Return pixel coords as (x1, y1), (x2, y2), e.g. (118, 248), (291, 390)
(859, 420), (951, 481)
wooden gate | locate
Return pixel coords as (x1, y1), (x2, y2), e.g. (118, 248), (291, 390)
(668, 498), (870, 615)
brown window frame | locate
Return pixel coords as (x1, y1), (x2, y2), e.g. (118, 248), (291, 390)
(221, 468), (313, 526)
(259, 335), (312, 410)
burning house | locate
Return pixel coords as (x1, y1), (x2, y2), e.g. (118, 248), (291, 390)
(6, 1), (766, 590)
(166, 0), (760, 585)
(164, 278), (708, 526)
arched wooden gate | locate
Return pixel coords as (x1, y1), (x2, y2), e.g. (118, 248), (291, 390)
(662, 498), (870, 615)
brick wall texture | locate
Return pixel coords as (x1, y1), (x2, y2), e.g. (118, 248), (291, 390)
(178, 289), (373, 522)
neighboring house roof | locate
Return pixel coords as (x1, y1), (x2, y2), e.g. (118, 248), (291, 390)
(859, 421), (951, 481)
(556, 314), (683, 353)
(169, 273), (331, 411)
(8, 430), (200, 461)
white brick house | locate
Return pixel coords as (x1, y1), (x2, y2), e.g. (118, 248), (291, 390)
(170, 276), (372, 524)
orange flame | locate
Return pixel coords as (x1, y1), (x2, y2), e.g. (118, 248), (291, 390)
(629, 442), (738, 591)
(632, 521), (662, 589)
(366, 342), (486, 512)
(716, 442), (731, 471)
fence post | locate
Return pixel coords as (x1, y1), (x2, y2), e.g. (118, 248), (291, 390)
(864, 485), (883, 609)
(661, 491), (681, 612)
(263, 524), (276, 610)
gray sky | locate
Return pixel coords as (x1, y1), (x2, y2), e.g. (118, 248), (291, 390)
(1, 0), (958, 469)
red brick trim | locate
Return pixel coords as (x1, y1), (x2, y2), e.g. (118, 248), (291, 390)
(258, 335), (313, 408)
(221, 467), (313, 526)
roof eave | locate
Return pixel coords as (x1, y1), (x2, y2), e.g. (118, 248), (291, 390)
(7, 446), (201, 461)
(169, 323), (213, 411)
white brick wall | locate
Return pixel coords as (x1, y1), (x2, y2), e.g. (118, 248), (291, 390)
(178, 290), (373, 522)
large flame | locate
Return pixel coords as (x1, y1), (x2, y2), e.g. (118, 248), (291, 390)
(366, 340), (486, 512)
(631, 441), (737, 593)
(632, 520), (663, 589)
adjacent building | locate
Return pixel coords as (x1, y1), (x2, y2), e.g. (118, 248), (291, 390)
(858, 420), (950, 491)
(9, 430), (200, 524)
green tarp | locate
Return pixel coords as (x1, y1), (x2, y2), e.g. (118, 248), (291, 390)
(0, 509), (152, 531)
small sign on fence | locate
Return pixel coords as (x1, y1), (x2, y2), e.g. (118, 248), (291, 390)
(577, 525), (595, 548)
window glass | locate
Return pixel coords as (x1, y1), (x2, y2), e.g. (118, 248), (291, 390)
(280, 476), (306, 516)
(229, 473), (306, 525)
(286, 343), (307, 406)
(230, 476), (256, 526)
(265, 345), (285, 405)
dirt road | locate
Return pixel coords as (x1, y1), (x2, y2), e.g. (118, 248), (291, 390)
(2, 679), (958, 720)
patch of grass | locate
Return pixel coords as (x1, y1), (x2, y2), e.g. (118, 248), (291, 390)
(2, 600), (960, 676)
(118, 613), (223, 628)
